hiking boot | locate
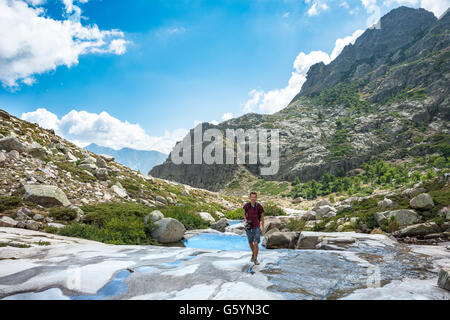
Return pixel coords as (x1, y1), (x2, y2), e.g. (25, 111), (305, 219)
(250, 256), (255, 262)
(254, 259), (260, 265)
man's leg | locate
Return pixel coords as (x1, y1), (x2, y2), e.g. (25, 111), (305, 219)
(253, 241), (259, 260)
(248, 240), (255, 260)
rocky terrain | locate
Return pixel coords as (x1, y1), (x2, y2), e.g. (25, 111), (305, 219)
(151, 7), (449, 192)
(0, 108), (238, 244)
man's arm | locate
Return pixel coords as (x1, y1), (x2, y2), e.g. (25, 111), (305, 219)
(260, 213), (264, 235)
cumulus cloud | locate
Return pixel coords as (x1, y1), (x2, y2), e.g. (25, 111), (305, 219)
(305, 0), (330, 16)
(21, 108), (187, 154)
(221, 112), (233, 121)
(244, 29), (364, 114)
(0, 0), (129, 88)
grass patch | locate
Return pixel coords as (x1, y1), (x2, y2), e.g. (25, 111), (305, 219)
(48, 207), (78, 221)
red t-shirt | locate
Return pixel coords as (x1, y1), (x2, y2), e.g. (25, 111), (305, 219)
(244, 202), (264, 229)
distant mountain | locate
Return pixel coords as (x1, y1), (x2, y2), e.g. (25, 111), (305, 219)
(85, 143), (167, 174)
(151, 6), (450, 191)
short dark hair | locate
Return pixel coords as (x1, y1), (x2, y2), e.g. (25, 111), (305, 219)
(250, 191), (257, 197)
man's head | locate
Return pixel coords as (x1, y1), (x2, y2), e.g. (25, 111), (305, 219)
(249, 191), (257, 204)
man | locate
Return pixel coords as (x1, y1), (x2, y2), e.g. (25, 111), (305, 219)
(243, 191), (264, 265)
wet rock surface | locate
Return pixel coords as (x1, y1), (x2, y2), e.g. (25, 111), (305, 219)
(1, 227), (449, 300)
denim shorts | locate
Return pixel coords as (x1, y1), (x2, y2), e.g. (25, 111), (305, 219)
(246, 227), (261, 243)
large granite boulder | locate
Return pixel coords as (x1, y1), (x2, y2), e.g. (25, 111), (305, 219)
(210, 218), (229, 232)
(314, 205), (337, 219)
(0, 136), (26, 153)
(0, 216), (18, 227)
(195, 212), (216, 224)
(395, 222), (440, 237)
(262, 231), (300, 249)
(409, 193), (434, 211)
(27, 142), (47, 159)
(23, 185), (70, 207)
(384, 209), (420, 226)
(263, 217), (281, 234)
(150, 218), (186, 243)
(144, 210), (165, 224)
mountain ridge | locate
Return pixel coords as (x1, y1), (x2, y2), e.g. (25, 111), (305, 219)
(85, 143), (167, 174)
(151, 6), (450, 192)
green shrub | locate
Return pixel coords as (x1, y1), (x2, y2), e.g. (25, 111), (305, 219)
(48, 207), (78, 221)
(0, 196), (22, 213)
(285, 219), (306, 231)
(387, 216), (400, 233)
(161, 206), (210, 230)
(59, 215), (155, 245)
(225, 207), (244, 220)
(263, 203), (286, 216)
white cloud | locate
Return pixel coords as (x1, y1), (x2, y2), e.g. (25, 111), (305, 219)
(21, 108), (187, 154)
(340, 1), (350, 9)
(209, 120), (219, 125)
(0, 0), (129, 88)
(221, 112), (233, 121)
(306, 0), (330, 16)
(383, 0), (450, 17)
(244, 29), (364, 114)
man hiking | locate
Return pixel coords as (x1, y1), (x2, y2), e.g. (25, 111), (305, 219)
(243, 191), (264, 265)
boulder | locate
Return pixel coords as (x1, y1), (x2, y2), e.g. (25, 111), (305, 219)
(144, 210), (164, 224)
(111, 183), (128, 198)
(150, 218), (186, 243)
(302, 210), (316, 221)
(396, 222), (440, 237)
(78, 163), (98, 172)
(99, 154), (115, 162)
(0, 136), (27, 153)
(25, 220), (42, 231)
(316, 199), (331, 207)
(27, 142), (47, 159)
(409, 193), (434, 211)
(33, 213), (44, 221)
(181, 189), (190, 196)
(215, 211), (225, 219)
(195, 212), (216, 224)
(438, 268), (450, 291)
(94, 168), (109, 181)
(264, 217), (281, 234)
(0, 151), (6, 163)
(265, 227), (279, 237)
(262, 231), (299, 249)
(296, 233), (320, 249)
(385, 209), (420, 226)
(96, 157), (107, 169)
(15, 207), (31, 221)
(402, 187), (426, 198)
(292, 197), (303, 204)
(378, 198), (394, 210)
(210, 218), (229, 232)
(47, 223), (65, 229)
(66, 152), (78, 162)
(374, 211), (387, 225)
(155, 196), (168, 205)
(23, 185), (70, 207)
(315, 205), (336, 219)
(0, 216), (18, 227)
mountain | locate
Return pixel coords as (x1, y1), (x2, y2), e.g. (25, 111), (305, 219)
(151, 6), (450, 192)
(85, 143), (167, 174)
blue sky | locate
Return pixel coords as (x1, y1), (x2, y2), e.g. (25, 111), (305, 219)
(0, 0), (448, 153)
